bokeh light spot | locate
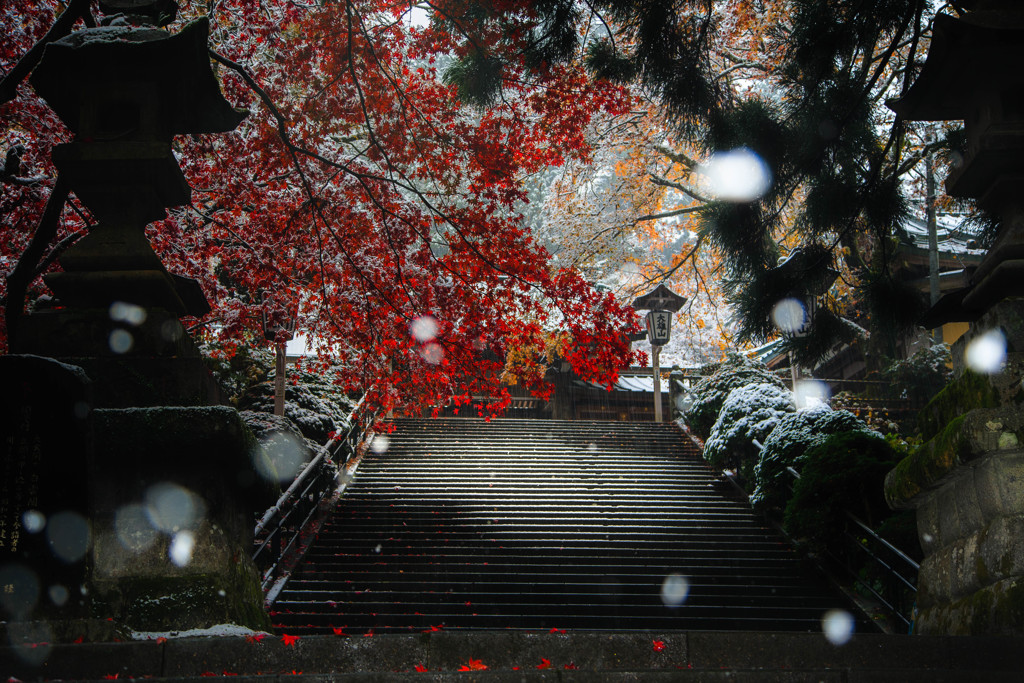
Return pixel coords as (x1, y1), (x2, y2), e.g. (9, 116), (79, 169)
(699, 147), (772, 202)
(661, 573), (690, 607)
(965, 329), (1006, 374)
(46, 511), (90, 564)
(822, 609), (855, 645)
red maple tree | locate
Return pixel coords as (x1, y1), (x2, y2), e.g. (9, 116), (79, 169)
(1, 0), (642, 416)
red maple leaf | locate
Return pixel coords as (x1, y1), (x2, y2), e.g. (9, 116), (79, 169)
(332, 627), (349, 636)
(414, 664), (429, 672)
(459, 659), (487, 671)
(280, 634), (300, 647)
(550, 627), (566, 634)
(245, 633), (266, 644)
(536, 658), (551, 670)
(564, 662), (578, 670)
(653, 640), (666, 652)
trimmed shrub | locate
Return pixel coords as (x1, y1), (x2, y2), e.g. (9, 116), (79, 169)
(703, 382), (794, 483)
(686, 352), (786, 440)
(881, 343), (952, 404)
(783, 431), (901, 550)
(750, 407), (871, 512)
(240, 365), (357, 444)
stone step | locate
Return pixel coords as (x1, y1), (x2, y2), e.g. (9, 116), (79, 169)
(270, 418), (863, 635)
(5, 631), (1021, 681)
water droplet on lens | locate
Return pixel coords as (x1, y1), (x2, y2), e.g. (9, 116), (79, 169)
(371, 435), (390, 454)
(699, 147), (772, 202)
(794, 380), (830, 409)
(965, 329), (1006, 374)
(771, 298), (807, 335)
(109, 301), (147, 326)
(822, 609), (855, 645)
(169, 531), (195, 567)
(49, 584), (69, 607)
(108, 329), (134, 354)
(115, 503), (158, 553)
(22, 510), (46, 534)
(46, 511), (91, 564)
(253, 432), (309, 483)
(410, 316), (439, 343)
(160, 319), (184, 342)
(145, 483), (205, 533)
(661, 573), (690, 607)
(7, 620), (53, 666)
(419, 342), (444, 365)
(73, 401), (91, 420)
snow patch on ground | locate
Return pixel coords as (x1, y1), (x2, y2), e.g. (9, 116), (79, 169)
(132, 624), (271, 640)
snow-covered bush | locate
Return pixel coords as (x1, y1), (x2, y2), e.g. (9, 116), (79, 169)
(686, 352), (786, 440)
(881, 343), (952, 403)
(239, 364), (357, 444)
(200, 340), (275, 404)
(750, 406), (871, 512)
(703, 382), (795, 482)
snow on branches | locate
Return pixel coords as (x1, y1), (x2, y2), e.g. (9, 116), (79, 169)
(1, 0), (643, 415)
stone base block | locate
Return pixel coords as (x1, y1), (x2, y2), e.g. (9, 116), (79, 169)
(86, 407), (277, 633)
(917, 575), (1024, 636)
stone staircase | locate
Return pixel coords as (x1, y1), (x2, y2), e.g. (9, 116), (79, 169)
(270, 418), (865, 634)
(6, 418), (1022, 681)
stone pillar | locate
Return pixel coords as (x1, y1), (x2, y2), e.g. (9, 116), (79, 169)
(885, 300), (1024, 634)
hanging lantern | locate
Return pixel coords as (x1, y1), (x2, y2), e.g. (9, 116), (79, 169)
(646, 309), (673, 346)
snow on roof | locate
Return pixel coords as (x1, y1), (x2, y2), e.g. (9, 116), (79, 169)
(900, 214), (987, 257)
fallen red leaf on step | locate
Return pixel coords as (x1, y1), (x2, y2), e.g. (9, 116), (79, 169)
(653, 640), (666, 652)
(536, 658), (551, 670)
(281, 634), (300, 647)
(459, 658), (487, 671)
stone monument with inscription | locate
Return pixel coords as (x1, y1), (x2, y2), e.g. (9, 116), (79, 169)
(1, 0), (276, 647)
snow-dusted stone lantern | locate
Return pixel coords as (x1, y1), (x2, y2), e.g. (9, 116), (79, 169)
(27, 10), (245, 322)
(632, 284), (687, 422)
(0, 1), (277, 638)
(884, 0), (1024, 637)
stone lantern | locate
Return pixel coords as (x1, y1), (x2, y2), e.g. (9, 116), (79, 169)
(27, 15), (245, 321)
(632, 284), (687, 422)
(884, 0), (1024, 636)
(1, 3), (277, 639)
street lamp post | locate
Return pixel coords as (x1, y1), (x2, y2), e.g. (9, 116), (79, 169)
(261, 294), (296, 417)
(632, 285), (687, 422)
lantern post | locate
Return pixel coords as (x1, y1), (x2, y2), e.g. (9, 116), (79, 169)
(261, 294), (296, 417)
(632, 285), (687, 422)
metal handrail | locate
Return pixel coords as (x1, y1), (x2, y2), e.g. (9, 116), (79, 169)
(786, 466), (918, 630)
(252, 394), (375, 596)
